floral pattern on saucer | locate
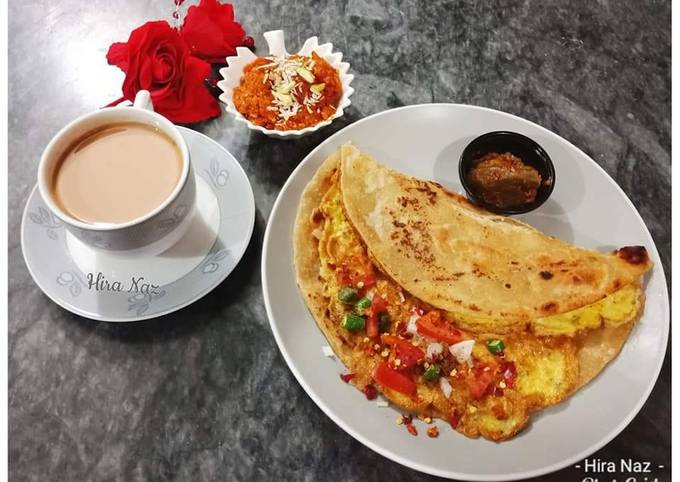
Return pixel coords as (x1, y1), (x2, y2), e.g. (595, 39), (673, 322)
(28, 207), (63, 240)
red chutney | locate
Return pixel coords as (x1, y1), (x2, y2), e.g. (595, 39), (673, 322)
(233, 52), (342, 130)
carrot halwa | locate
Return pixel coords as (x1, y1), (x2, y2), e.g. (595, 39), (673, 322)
(233, 52), (342, 130)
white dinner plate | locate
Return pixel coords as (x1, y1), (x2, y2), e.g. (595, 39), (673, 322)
(22, 127), (255, 322)
(261, 104), (669, 480)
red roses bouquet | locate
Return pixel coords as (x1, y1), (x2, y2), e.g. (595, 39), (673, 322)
(107, 0), (252, 123)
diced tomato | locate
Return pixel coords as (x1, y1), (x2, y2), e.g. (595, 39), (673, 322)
(380, 335), (424, 370)
(415, 311), (464, 344)
(371, 294), (388, 313)
(373, 361), (417, 397)
(367, 294), (388, 338)
(499, 361), (517, 388)
(467, 369), (496, 400)
(395, 344), (424, 370)
(366, 314), (379, 338)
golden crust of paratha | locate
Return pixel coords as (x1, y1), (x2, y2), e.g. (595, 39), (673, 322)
(339, 144), (652, 329)
(293, 152), (353, 363)
(574, 320), (638, 390)
(293, 146), (645, 442)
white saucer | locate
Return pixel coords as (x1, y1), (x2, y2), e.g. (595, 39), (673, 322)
(21, 127), (255, 321)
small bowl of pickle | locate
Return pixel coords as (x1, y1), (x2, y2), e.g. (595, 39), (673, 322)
(459, 131), (556, 215)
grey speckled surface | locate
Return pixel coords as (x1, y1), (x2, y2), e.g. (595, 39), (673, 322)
(9, 1), (670, 481)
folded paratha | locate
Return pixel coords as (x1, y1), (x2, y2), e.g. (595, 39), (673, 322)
(294, 144), (651, 441)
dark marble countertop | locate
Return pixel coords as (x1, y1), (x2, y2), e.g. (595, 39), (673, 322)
(9, 1), (670, 481)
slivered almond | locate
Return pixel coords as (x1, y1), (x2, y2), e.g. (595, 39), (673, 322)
(272, 91), (293, 105)
(276, 81), (296, 94)
(296, 66), (315, 83)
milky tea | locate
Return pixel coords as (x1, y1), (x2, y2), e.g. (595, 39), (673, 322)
(52, 122), (182, 225)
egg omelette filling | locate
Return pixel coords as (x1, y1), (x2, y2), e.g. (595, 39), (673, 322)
(314, 170), (641, 441)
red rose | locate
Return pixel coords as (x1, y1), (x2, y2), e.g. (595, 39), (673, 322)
(107, 20), (220, 123)
(180, 0), (247, 63)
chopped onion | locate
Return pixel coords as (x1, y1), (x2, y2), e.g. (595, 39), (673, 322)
(366, 290), (375, 300)
(406, 314), (419, 335)
(449, 340), (475, 364)
(439, 377), (453, 399)
(376, 400), (389, 408)
(426, 342), (443, 359)
(321, 346), (335, 358)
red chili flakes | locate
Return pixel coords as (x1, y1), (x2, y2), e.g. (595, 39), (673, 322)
(427, 426), (439, 438)
(490, 385), (504, 397)
(363, 384), (378, 400)
(402, 414), (413, 425)
(339, 373), (354, 383)
(406, 423), (418, 436)
(448, 411), (461, 429)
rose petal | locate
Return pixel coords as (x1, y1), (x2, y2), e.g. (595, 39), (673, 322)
(106, 42), (129, 70)
(152, 53), (175, 84)
(138, 56), (155, 90)
(158, 55), (220, 123)
(180, 0), (246, 63)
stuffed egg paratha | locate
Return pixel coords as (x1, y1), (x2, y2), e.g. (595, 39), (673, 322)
(294, 145), (650, 441)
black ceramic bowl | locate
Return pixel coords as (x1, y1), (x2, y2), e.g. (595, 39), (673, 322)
(459, 131), (555, 215)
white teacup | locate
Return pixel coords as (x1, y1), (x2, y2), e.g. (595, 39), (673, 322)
(37, 90), (196, 256)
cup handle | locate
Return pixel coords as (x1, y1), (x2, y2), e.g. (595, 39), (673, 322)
(133, 90), (154, 112)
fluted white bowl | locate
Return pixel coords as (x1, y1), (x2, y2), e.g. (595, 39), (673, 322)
(217, 30), (354, 139)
